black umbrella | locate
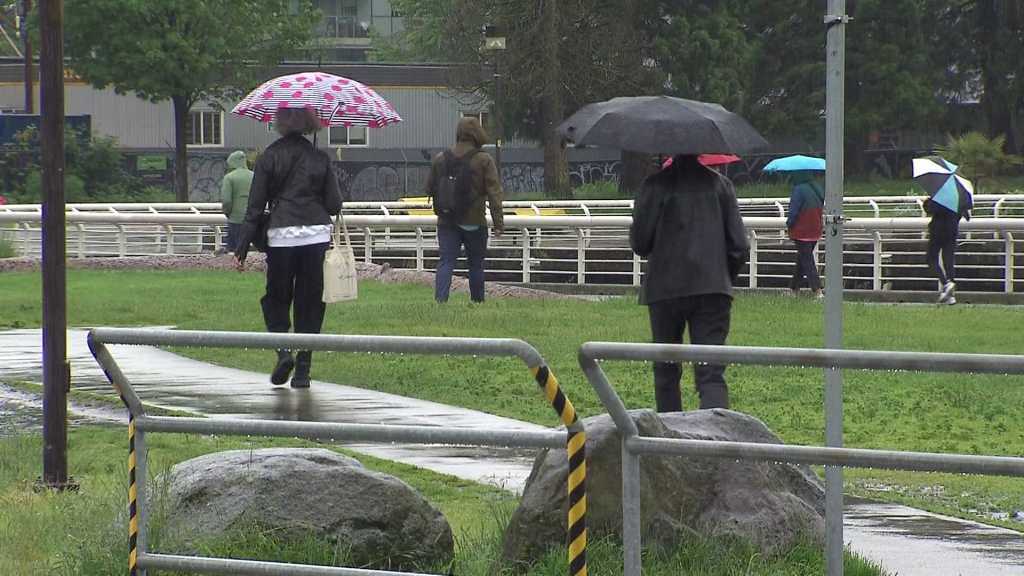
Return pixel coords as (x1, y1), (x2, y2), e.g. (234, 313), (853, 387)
(557, 96), (768, 155)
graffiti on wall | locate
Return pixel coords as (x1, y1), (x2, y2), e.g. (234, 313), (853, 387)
(186, 155), (624, 202)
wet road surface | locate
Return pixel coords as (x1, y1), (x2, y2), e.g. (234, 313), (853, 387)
(2, 328), (1023, 575)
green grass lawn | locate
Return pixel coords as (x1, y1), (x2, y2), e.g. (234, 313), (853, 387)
(1, 270), (1023, 532)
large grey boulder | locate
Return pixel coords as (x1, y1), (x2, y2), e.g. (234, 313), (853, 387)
(503, 409), (824, 562)
(155, 448), (453, 570)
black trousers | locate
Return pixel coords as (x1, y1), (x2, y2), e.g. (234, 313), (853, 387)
(648, 294), (732, 412)
(926, 235), (956, 285)
(262, 243), (329, 362)
(789, 240), (821, 291)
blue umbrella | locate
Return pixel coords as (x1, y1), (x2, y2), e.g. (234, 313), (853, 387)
(763, 155), (827, 172)
(912, 156), (973, 214)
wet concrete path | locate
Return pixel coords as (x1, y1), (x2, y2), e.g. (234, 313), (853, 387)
(2, 328), (1023, 575)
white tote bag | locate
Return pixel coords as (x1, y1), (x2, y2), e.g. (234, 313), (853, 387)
(323, 214), (358, 303)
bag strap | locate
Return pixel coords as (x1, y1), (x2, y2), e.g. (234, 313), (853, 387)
(333, 210), (352, 251)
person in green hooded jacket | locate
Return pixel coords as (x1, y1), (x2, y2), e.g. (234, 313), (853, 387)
(220, 150), (254, 252)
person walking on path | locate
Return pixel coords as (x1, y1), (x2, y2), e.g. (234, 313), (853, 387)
(219, 150), (254, 253)
(785, 170), (825, 300)
(630, 154), (749, 412)
(925, 198), (969, 305)
(425, 116), (504, 303)
(233, 108), (343, 388)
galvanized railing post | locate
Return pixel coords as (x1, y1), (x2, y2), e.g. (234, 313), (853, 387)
(522, 227), (531, 283)
(576, 228), (586, 285)
(1007, 232), (1015, 293)
(747, 230), (758, 288)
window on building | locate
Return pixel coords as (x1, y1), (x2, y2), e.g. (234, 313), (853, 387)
(391, 9), (403, 17)
(461, 111), (494, 139)
(186, 110), (223, 147)
(329, 125), (369, 146)
(315, 0), (368, 39)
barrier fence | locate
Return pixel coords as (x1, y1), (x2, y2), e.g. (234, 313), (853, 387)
(4, 207), (1023, 293)
(576, 342), (1024, 576)
(87, 328), (586, 576)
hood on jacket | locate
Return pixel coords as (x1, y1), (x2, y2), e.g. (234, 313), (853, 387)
(456, 116), (489, 147)
(789, 170), (815, 185)
(227, 150), (249, 171)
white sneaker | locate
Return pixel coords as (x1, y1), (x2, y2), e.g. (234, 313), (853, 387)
(946, 296), (957, 306)
(938, 281), (956, 302)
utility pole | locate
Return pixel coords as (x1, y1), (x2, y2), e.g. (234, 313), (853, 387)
(484, 25), (505, 176)
(21, 0), (33, 113)
(39, 0), (71, 489)
(823, 1), (848, 575)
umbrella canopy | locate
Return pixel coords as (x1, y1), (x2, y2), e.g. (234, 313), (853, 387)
(912, 156), (973, 214)
(762, 155), (827, 172)
(232, 72), (403, 128)
(662, 154), (740, 170)
(557, 96), (768, 155)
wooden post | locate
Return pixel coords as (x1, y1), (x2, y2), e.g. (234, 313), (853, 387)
(40, 0), (69, 488)
(22, 0), (33, 113)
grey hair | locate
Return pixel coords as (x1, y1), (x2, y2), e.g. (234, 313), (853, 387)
(275, 107), (323, 136)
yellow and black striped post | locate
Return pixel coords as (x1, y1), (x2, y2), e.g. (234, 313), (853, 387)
(101, 365), (139, 576)
(532, 365), (586, 576)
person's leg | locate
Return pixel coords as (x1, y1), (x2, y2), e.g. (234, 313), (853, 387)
(464, 227), (488, 303)
(290, 243), (329, 387)
(789, 241), (805, 292)
(687, 294), (732, 410)
(942, 236), (956, 284)
(649, 298), (686, 413)
(261, 246), (297, 384)
(926, 236), (947, 286)
(803, 240), (822, 292)
(434, 225), (461, 303)
(225, 223), (241, 252)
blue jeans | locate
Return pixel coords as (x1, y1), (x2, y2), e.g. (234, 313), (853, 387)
(435, 225), (488, 303)
(225, 223), (242, 251)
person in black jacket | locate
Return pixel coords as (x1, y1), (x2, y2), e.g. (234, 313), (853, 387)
(630, 154), (750, 411)
(924, 198), (970, 305)
(233, 108), (344, 388)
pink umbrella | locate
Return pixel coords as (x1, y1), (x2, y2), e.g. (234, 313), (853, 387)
(662, 154), (741, 170)
(231, 72), (403, 129)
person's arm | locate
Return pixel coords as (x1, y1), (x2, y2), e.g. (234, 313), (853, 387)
(629, 178), (659, 257)
(221, 177), (233, 216)
(482, 154), (504, 234)
(720, 178), (750, 280)
(786, 185), (802, 229)
(233, 154), (271, 263)
(322, 161), (343, 216)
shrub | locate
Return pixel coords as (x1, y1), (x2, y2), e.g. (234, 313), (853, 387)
(933, 132), (1023, 190)
(572, 180), (622, 200)
(0, 236), (16, 258)
(22, 173), (88, 203)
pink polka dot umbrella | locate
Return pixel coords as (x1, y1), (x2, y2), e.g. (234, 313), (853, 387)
(231, 72), (403, 128)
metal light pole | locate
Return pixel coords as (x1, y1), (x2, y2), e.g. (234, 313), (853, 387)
(823, 2), (848, 575)
(39, 0), (71, 490)
(484, 25), (505, 175)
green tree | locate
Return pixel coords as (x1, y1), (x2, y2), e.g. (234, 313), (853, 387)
(939, 0), (1024, 154)
(383, 0), (656, 197)
(63, 0), (319, 201)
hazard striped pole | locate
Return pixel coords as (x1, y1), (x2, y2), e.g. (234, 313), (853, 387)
(97, 361), (140, 576)
(532, 365), (586, 576)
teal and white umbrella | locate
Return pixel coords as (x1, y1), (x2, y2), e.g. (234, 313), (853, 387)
(912, 156), (973, 214)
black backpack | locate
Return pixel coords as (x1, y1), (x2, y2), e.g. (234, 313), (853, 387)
(432, 148), (481, 221)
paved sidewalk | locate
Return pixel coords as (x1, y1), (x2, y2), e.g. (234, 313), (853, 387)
(2, 328), (1023, 575)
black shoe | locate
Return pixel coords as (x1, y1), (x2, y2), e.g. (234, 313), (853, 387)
(271, 350), (295, 386)
(291, 361), (311, 389)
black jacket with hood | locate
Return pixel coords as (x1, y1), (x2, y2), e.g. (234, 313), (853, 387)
(235, 133), (343, 259)
(629, 155), (750, 305)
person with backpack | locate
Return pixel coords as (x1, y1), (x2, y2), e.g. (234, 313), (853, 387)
(786, 170), (825, 300)
(424, 116), (504, 303)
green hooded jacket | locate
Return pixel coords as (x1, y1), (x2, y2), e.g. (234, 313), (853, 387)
(221, 151), (254, 224)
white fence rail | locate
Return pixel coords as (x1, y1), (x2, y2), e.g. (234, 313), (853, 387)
(2, 202), (1023, 293)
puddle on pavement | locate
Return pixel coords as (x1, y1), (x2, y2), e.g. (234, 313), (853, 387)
(0, 382), (127, 437)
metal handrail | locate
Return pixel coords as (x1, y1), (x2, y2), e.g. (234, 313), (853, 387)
(88, 328), (586, 576)
(577, 342), (1024, 576)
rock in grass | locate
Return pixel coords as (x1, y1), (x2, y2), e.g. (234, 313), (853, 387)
(155, 448), (454, 571)
(502, 409), (824, 562)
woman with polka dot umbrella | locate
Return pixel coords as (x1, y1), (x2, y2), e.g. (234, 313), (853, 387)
(231, 72), (403, 129)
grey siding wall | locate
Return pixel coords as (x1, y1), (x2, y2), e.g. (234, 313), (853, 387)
(0, 83), (494, 152)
